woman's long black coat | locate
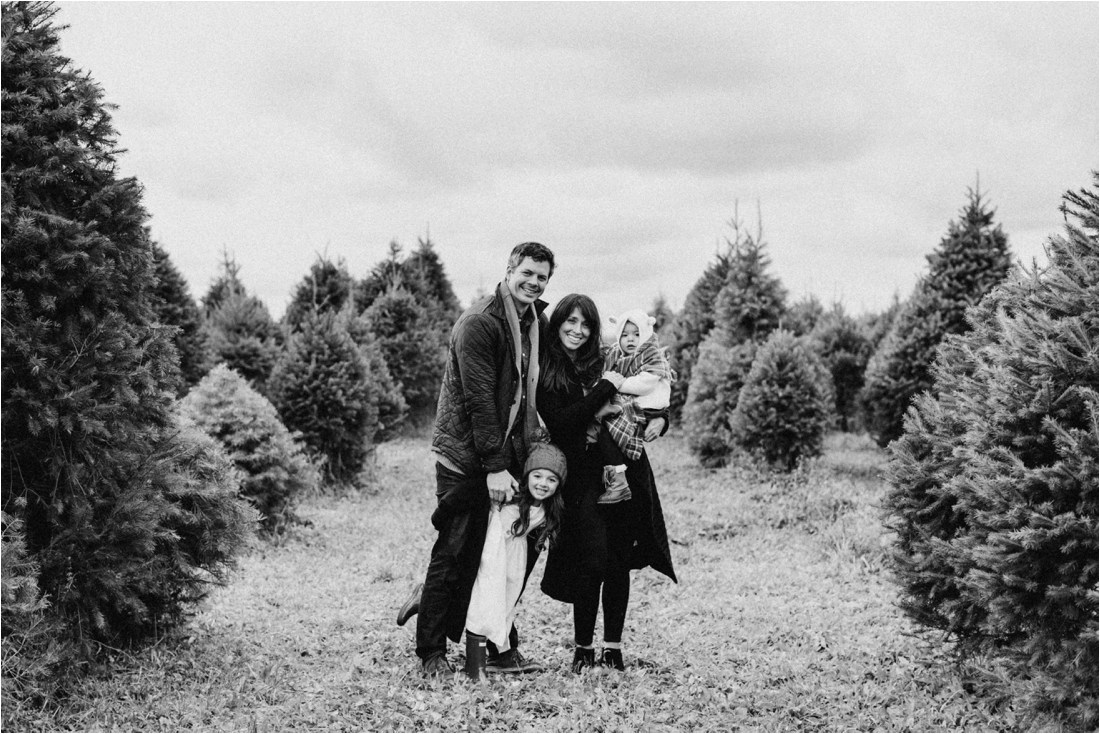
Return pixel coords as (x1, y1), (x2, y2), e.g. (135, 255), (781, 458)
(538, 376), (677, 603)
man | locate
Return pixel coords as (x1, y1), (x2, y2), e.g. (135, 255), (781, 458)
(402, 242), (555, 676)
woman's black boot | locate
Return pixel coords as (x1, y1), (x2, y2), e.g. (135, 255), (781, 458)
(571, 647), (596, 674)
(600, 648), (625, 671)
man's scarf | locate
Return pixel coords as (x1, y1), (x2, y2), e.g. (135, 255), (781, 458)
(500, 282), (541, 456)
(602, 336), (672, 460)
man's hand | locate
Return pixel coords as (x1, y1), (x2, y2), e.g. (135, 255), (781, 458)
(486, 470), (517, 506)
(602, 371), (625, 390)
(595, 401), (623, 421)
(644, 417), (667, 442)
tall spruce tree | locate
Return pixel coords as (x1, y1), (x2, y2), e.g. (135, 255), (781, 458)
(403, 236), (462, 328)
(363, 283), (447, 414)
(204, 285), (279, 393)
(1, 1), (252, 650)
(860, 186), (1012, 447)
(885, 176), (1098, 728)
(283, 254), (354, 331)
(150, 240), (209, 389)
(341, 306), (408, 441)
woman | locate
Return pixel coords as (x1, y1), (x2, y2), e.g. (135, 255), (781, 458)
(538, 294), (677, 672)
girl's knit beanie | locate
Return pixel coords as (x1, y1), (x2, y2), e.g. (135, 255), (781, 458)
(524, 443), (568, 483)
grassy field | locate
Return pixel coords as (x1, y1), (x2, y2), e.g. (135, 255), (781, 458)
(15, 433), (1038, 732)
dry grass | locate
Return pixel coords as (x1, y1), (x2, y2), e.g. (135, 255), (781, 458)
(12, 433), (1039, 732)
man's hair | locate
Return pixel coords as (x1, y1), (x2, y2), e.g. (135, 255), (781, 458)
(507, 242), (555, 277)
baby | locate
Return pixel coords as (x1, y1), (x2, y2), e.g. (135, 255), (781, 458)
(597, 308), (673, 504)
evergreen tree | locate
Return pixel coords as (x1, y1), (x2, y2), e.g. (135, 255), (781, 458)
(731, 330), (833, 470)
(204, 288), (279, 393)
(650, 292), (675, 344)
(283, 254), (354, 331)
(860, 186), (1012, 447)
(201, 248), (243, 314)
(363, 284), (447, 414)
(150, 240), (209, 390)
(2, 1), (253, 650)
(886, 176), (1098, 729)
(341, 306), (408, 441)
(784, 294), (824, 336)
(681, 212), (788, 466)
(810, 303), (873, 432)
(403, 236), (462, 329)
(353, 240), (405, 314)
(267, 310), (375, 484)
(181, 365), (319, 535)
(667, 246), (732, 421)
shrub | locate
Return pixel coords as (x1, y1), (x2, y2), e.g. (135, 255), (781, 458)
(181, 365), (318, 534)
(268, 311), (376, 484)
(860, 187), (1012, 447)
(731, 330), (833, 471)
(886, 175), (1098, 729)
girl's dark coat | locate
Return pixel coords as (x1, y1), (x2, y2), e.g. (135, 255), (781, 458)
(538, 376), (677, 603)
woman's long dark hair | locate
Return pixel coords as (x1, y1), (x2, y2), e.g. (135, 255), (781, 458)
(511, 477), (565, 551)
(541, 294), (604, 392)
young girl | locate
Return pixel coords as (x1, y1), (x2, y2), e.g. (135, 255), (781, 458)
(463, 443), (566, 676)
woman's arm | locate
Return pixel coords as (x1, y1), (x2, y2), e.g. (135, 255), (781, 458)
(538, 379), (618, 438)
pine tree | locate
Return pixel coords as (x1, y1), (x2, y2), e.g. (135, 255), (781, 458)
(341, 306), (408, 441)
(354, 240), (405, 314)
(267, 310), (375, 484)
(202, 248), (244, 314)
(784, 294), (824, 337)
(363, 284), (447, 414)
(682, 212), (788, 466)
(810, 303), (873, 432)
(403, 236), (462, 329)
(731, 330), (833, 470)
(204, 288), (279, 393)
(667, 246), (732, 421)
(650, 292), (674, 338)
(886, 175), (1098, 728)
(150, 240), (209, 390)
(860, 186), (1012, 447)
(283, 254), (354, 331)
(182, 365), (318, 535)
(2, 1), (253, 651)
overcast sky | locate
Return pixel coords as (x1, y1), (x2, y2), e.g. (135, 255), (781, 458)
(54, 2), (1098, 321)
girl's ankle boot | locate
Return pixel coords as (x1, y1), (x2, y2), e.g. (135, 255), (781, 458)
(464, 632), (487, 680)
(571, 646), (596, 674)
(600, 647), (625, 671)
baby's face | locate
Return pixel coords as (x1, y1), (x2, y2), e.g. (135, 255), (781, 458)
(528, 469), (560, 503)
(619, 321), (640, 354)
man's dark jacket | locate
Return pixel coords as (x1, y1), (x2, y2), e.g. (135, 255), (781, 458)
(431, 285), (548, 476)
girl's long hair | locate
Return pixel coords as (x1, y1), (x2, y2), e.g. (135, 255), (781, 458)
(511, 477), (565, 551)
(541, 294), (604, 392)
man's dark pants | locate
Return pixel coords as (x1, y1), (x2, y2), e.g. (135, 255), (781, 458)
(416, 463), (531, 662)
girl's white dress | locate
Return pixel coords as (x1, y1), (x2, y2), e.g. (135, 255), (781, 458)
(465, 502), (546, 652)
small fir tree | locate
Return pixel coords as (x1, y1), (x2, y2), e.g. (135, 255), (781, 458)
(682, 211), (788, 466)
(341, 306), (408, 441)
(204, 288), (279, 393)
(403, 236), (462, 329)
(730, 330), (833, 471)
(283, 254), (354, 331)
(363, 284), (447, 414)
(886, 175), (1098, 729)
(810, 303), (873, 432)
(268, 310), (375, 484)
(784, 294), (824, 336)
(2, 0), (252, 652)
(861, 186), (1012, 447)
(150, 240), (209, 390)
(202, 248), (244, 314)
(666, 247), (732, 421)
(181, 365), (319, 535)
